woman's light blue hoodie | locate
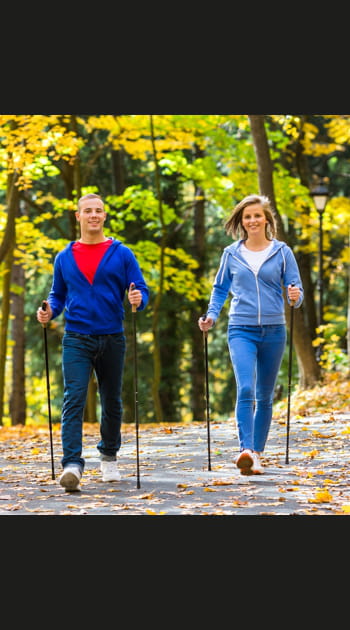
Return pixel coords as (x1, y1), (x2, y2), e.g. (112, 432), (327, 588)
(206, 238), (303, 326)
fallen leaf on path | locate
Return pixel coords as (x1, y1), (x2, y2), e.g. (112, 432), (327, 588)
(303, 449), (319, 458)
(308, 489), (333, 503)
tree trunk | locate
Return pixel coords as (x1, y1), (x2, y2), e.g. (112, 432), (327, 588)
(0, 248), (14, 425)
(190, 146), (207, 421)
(293, 115), (318, 341)
(9, 250), (26, 425)
(0, 174), (19, 425)
(248, 114), (320, 387)
(111, 149), (126, 195)
(348, 231), (350, 360)
(158, 177), (182, 422)
(83, 373), (98, 422)
(149, 115), (165, 422)
(0, 155), (18, 264)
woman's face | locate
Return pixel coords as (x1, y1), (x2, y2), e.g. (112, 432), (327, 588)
(241, 203), (268, 237)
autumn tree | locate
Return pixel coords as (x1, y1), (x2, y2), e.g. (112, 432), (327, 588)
(248, 114), (320, 388)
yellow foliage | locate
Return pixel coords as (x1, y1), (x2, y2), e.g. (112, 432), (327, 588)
(301, 122), (342, 156)
(326, 115), (350, 144)
(0, 115), (82, 189)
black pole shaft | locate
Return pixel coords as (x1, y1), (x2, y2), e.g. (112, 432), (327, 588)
(204, 331), (212, 471)
(317, 209), (324, 363)
(130, 283), (141, 489)
(132, 310), (140, 488)
(42, 302), (55, 479)
(285, 301), (294, 465)
(318, 209), (324, 329)
(201, 314), (211, 471)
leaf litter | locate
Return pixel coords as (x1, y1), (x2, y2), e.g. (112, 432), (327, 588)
(0, 406), (350, 515)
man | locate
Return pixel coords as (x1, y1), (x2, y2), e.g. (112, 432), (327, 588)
(37, 193), (149, 492)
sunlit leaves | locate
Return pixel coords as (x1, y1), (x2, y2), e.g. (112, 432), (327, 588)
(325, 115), (350, 144)
(311, 323), (349, 372)
(274, 372), (350, 420)
(106, 186), (178, 231)
(129, 240), (210, 301)
(0, 115), (82, 190)
(14, 215), (66, 274)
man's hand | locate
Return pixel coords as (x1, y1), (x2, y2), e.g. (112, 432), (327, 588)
(37, 300), (53, 325)
(128, 284), (142, 309)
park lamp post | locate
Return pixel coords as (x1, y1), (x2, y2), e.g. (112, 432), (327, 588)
(311, 182), (329, 360)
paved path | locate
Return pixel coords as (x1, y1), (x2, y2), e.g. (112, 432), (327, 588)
(0, 411), (350, 516)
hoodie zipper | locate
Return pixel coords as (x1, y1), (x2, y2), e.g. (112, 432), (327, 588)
(231, 243), (284, 325)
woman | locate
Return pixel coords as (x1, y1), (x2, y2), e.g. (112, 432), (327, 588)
(198, 194), (303, 475)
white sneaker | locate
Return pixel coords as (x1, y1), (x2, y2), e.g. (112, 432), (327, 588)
(59, 464), (82, 491)
(252, 452), (264, 474)
(101, 460), (121, 482)
(236, 449), (254, 474)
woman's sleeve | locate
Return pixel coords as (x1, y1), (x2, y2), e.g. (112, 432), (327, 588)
(283, 246), (304, 308)
(206, 250), (232, 322)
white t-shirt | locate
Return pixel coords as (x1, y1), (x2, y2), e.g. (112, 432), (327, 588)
(240, 242), (273, 273)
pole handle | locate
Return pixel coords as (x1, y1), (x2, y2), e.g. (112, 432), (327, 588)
(41, 300), (48, 328)
(130, 283), (137, 313)
(201, 313), (208, 338)
(290, 282), (296, 307)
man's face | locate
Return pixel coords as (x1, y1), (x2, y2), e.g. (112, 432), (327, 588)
(76, 198), (106, 237)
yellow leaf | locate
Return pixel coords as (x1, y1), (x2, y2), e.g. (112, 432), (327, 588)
(140, 493), (154, 500)
(308, 489), (333, 503)
(303, 449), (319, 458)
(341, 505), (350, 514)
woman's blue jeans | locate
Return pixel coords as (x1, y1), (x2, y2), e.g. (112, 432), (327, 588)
(61, 332), (126, 471)
(227, 324), (286, 453)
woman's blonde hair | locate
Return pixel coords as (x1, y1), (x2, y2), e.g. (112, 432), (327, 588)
(224, 194), (277, 240)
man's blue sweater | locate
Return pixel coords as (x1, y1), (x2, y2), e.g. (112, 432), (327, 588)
(48, 238), (149, 334)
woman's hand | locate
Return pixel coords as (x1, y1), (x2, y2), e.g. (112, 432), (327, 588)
(288, 284), (301, 304)
(198, 316), (214, 332)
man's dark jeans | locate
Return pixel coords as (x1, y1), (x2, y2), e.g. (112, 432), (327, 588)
(61, 332), (126, 471)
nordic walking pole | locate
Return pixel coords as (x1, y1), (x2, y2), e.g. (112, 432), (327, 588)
(285, 284), (295, 465)
(201, 315), (212, 471)
(41, 301), (55, 480)
(130, 283), (141, 489)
